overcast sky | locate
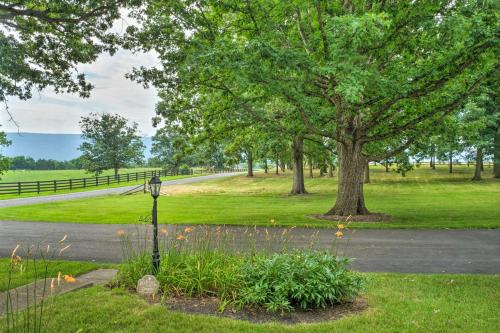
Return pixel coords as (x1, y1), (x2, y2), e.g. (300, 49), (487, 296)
(1, 48), (160, 137)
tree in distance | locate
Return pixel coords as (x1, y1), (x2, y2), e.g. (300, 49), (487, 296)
(79, 113), (145, 177)
(0, 129), (11, 178)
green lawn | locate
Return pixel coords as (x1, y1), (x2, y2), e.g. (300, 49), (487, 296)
(0, 173), (203, 200)
(0, 165), (498, 229)
(0, 168), (159, 182)
(3, 273), (498, 333)
(0, 258), (108, 291)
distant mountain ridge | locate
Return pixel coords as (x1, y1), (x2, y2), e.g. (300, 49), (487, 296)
(3, 132), (152, 161)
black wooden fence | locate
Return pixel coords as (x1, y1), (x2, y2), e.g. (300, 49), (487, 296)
(0, 168), (245, 196)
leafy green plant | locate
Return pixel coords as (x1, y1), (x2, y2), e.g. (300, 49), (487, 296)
(116, 223), (364, 313)
(240, 250), (365, 313)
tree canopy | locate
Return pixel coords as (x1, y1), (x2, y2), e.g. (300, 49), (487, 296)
(79, 113), (145, 176)
(124, 0), (498, 216)
(0, 0), (135, 103)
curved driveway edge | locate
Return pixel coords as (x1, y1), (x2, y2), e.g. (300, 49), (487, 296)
(0, 221), (498, 274)
(0, 172), (242, 208)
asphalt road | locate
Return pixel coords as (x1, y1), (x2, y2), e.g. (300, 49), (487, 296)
(1, 221), (498, 274)
(0, 172), (242, 208)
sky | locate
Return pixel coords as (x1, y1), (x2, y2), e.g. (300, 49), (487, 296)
(1, 11), (161, 137)
(1, 49), (160, 137)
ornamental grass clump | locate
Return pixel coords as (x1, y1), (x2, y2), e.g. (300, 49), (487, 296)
(240, 250), (365, 313)
(116, 221), (365, 313)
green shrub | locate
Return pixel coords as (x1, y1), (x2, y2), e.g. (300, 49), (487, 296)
(116, 241), (365, 313)
(156, 249), (244, 302)
(116, 253), (151, 290)
(240, 250), (365, 312)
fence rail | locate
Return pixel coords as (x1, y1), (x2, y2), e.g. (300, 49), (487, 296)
(0, 168), (245, 196)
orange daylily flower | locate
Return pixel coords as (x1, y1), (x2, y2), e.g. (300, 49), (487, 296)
(335, 230), (344, 238)
(184, 227), (194, 233)
(63, 275), (76, 283)
(176, 235), (186, 241)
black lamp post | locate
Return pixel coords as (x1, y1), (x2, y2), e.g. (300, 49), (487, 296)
(149, 176), (162, 273)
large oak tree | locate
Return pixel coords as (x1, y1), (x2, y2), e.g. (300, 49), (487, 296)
(125, 0), (498, 216)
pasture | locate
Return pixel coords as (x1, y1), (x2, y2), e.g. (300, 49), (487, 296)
(1, 165), (498, 229)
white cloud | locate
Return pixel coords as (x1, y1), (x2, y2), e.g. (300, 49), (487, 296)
(1, 49), (160, 137)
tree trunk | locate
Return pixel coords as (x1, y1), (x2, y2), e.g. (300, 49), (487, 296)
(430, 143), (436, 169)
(326, 142), (369, 215)
(264, 159), (268, 173)
(472, 147), (483, 181)
(280, 161), (286, 172)
(114, 167), (119, 179)
(494, 128), (500, 178)
(290, 135), (307, 195)
(328, 164), (334, 177)
(448, 150), (453, 173)
(364, 161), (370, 183)
(247, 151), (254, 177)
(309, 158), (313, 178)
(275, 159), (279, 175)
(385, 160), (389, 172)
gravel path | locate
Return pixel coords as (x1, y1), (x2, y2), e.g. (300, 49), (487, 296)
(0, 172), (242, 208)
(1, 221), (498, 274)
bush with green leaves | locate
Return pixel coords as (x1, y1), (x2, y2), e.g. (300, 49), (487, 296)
(116, 228), (365, 313)
(240, 250), (365, 312)
(156, 249), (244, 302)
(118, 249), (364, 313)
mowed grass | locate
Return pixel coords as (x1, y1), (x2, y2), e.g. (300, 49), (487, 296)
(0, 165), (498, 229)
(0, 258), (109, 291)
(0, 167), (159, 182)
(0, 170), (202, 200)
(2, 273), (498, 333)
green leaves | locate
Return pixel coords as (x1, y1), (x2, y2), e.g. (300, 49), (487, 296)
(240, 250), (365, 312)
(0, 0), (132, 102)
(78, 113), (145, 175)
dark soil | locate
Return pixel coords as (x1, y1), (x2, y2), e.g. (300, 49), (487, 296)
(164, 296), (368, 324)
(310, 213), (392, 223)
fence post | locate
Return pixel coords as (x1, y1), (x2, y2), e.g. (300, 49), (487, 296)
(18, 182), (21, 195)
(70, 179), (72, 190)
(84, 178), (86, 188)
(127, 173), (130, 182)
(37, 181), (40, 194)
(54, 180), (57, 192)
(96, 177), (98, 187)
(107, 175), (110, 185)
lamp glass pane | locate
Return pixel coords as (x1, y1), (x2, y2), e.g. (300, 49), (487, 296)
(152, 182), (161, 196)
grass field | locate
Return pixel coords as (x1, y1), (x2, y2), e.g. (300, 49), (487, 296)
(2, 273), (498, 333)
(0, 167), (159, 182)
(0, 165), (498, 229)
(0, 169), (204, 200)
(0, 259), (108, 291)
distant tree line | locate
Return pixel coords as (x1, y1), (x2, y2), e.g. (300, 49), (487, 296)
(8, 156), (84, 170)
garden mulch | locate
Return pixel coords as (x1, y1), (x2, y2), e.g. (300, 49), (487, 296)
(164, 296), (368, 324)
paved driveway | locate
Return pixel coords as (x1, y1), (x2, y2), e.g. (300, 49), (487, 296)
(1, 221), (498, 274)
